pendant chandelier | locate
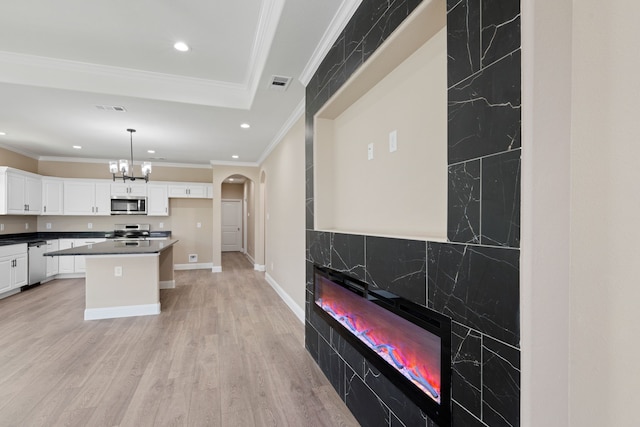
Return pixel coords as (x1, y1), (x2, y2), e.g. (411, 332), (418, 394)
(108, 128), (152, 182)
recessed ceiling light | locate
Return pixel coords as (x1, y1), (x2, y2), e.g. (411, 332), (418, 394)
(72, 145), (82, 149)
(0, 132), (6, 136)
(147, 150), (155, 154)
(240, 123), (250, 129)
(229, 178), (235, 182)
(232, 155), (239, 159)
(174, 41), (190, 52)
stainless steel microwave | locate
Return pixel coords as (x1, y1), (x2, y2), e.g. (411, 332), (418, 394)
(110, 196), (147, 215)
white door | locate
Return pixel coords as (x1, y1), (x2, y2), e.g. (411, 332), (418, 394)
(221, 200), (242, 252)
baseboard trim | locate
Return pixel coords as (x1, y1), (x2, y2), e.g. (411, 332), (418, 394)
(212, 266), (222, 273)
(174, 263), (213, 271)
(54, 273), (84, 279)
(84, 303), (161, 320)
(159, 280), (175, 289)
(264, 273), (304, 324)
(244, 252), (256, 265)
(0, 288), (21, 300)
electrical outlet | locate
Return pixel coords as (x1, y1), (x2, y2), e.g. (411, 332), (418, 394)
(271, 262), (274, 270)
(46, 223), (52, 229)
(159, 222), (164, 229)
(114, 266), (122, 277)
(87, 223), (93, 229)
(1, 224), (4, 231)
(25, 223), (29, 230)
(367, 143), (374, 160)
(389, 130), (398, 152)
(188, 254), (198, 263)
(196, 222), (202, 228)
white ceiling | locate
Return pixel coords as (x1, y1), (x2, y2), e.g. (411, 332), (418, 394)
(0, 0), (360, 167)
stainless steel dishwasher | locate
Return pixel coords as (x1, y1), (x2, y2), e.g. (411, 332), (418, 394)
(28, 240), (47, 285)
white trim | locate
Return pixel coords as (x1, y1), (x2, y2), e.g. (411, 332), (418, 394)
(0, 142), (39, 160)
(211, 266), (222, 273)
(299, 0), (363, 86)
(84, 303), (160, 320)
(174, 262), (214, 270)
(38, 155), (212, 169)
(244, 251), (256, 265)
(53, 273), (85, 279)
(254, 264), (266, 272)
(209, 160), (259, 167)
(265, 273), (304, 323)
(257, 99), (305, 165)
(0, 288), (21, 300)
(159, 280), (175, 289)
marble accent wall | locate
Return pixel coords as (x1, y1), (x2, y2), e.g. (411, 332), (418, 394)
(305, 1), (521, 426)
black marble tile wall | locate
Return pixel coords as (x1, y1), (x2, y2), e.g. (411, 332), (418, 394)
(306, 0), (521, 425)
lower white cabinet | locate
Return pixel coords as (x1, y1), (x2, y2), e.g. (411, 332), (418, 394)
(0, 244), (28, 293)
(46, 240), (59, 277)
(58, 238), (106, 274)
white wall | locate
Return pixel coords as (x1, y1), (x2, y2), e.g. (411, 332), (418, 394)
(570, 1), (640, 425)
(260, 116), (305, 317)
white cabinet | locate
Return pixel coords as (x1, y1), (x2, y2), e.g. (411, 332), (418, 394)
(0, 167), (42, 215)
(42, 178), (64, 215)
(168, 183), (210, 198)
(58, 238), (105, 274)
(111, 182), (147, 197)
(45, 240), (59, 277)
(63, 180), (111, 216)
(0, 244), (28, 293)
(147, 184), (169, 216)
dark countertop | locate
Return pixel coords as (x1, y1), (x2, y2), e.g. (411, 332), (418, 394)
(0, 231), (172, 247)
(45, 239), (179, 256)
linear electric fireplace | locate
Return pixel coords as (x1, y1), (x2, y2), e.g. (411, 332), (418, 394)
(313, 266), (451, 426)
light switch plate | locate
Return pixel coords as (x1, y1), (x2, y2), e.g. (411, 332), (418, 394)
(389, 130), (398, 152)
(114, 266), (122, 277)
(46, 223), (52, 229)
(368, 143), (374, 160)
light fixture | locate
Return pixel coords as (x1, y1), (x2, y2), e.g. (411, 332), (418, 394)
(174, 41), (189, 52)
(229, 178), (235, 182)
(109, 129), (152, 182)
(0, 132), (6, 136)
(240, 123), (250, 129)
(147, 149), (155, 154)
(73, 145), (82, 149)
(232, 155), (239, 159)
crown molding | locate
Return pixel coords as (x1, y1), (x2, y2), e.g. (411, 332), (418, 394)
(0, 142), (40, 160)
(299, 0), (362, 86)
(257, 98), (305, 165)
(38, 155), (212, 169)
(209, 160), (259, 168)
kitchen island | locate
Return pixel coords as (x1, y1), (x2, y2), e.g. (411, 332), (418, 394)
(45, 239), (178, 320)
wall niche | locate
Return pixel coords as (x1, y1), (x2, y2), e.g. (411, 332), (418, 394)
(314, 0), (447, 240)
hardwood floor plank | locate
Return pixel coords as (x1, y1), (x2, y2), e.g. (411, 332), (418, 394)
(0, 252), (359, 427)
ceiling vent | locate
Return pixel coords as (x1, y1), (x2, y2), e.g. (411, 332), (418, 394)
(268, 75), (292, 92)
(95, 105), (127, 112)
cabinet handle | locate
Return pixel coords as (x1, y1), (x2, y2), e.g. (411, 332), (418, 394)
(96, 206), (98, 213)
(44, 206), (47, 213)
(92, 206), (95, 213)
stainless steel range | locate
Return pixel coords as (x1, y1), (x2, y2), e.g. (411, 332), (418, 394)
(107, 224), (151, 241)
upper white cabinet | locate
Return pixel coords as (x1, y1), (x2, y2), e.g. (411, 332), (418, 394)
(0, 167), (42, 215)
(111, 182), (147, 197)
(42, 178), (64, 215)
(168, 183), (210, 199)
(147, 184), (169, 216)
(63, 180), (110, 216)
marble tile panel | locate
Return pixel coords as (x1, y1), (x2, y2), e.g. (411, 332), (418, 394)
(451, 322), (482, 418)
(331, 233), (366, 281)
(318, 335), (345, 397)
(332, 332), (366, 379)
(481, 0), (521, 67)
(482, 336), (520, 427)
(448, 50), (521, 164)
(428, 242), (520, 346)
(452, 401), (487, 427)
(345, 365), (391, 427)
(363, 361), (428, 427)
(305, 322), (319, 362)
(314, 33), (345, 96)
(448, 160), (481, 244)
(481, 149), (521, 248)
(310, 307), (331, 341)
(447, 0), (481, 87)
(307, 230), (331, 267)
(365, 236), (427, 305)
(363, 0), (410, 63)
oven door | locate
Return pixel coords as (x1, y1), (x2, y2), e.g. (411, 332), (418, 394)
(110, 197), (147, 215)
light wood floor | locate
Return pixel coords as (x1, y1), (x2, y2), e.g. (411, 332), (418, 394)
(0, 252), (359, 427)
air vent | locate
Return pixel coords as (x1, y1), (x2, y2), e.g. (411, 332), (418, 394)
(268, 75), (292, 92)
(95, 105), (127, 112)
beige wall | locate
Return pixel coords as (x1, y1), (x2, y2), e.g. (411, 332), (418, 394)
(0, 147), (38, 173)
(0, 216), (38, 235)
(569, 1), (640, 425)
(38, 160), (212, 182)
(221, 183), (244, 199)
(315, 27), (447, 239)
(169, 198), (213, 265)
(36, 216), (170, 233)
(261, 116), (305, 310)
